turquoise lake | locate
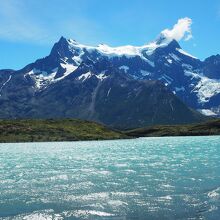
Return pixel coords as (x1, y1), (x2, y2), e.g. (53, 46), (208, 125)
(0, 136), (220, 219)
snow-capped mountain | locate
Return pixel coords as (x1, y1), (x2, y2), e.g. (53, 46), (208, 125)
(0, 33), (219, 128)
(19, 36), (220, 115)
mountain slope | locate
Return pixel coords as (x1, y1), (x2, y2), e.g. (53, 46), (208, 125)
(0, 33), (216, 128)
(0, 60), (205, 129)
(5, 35), (219, 116)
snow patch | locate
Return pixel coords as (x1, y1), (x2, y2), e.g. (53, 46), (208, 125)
(183, 69), (220, 103)
(145, 59), (155, 67)
(159, 74), (173, 84)
(59, 63), (78, 80)
(78, 72), (92, 81)
(182, 63), (193, 70)
(177, 48), (198, 59)
(198, 109), (217, 116)
(167, 59), (173, 64)
(96, 73), (108, 81)
(194, 76), (220, 103)
(27, 68), (58, 89)
(140, 70), (151, 76)
(170, 53), (181, 62)
(72, 55), (82, 65)
(66, 38), (169, 63)
(175, 86), (185, 92)
(107, 88), (111, 96)
(119, 65), (129, 73)
(26, 64), (78, 89)
(97, 44), (140, 56)
(184, 70), (200, 79)
(0, 75), (11, 96)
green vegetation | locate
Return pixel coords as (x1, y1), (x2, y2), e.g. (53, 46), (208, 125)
(0, 119), (128, 143)
(125, 119), (220, 137)
(0, 118), (220, 143)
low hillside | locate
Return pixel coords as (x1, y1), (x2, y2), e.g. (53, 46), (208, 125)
(0, 119), (127, 142)
(125, 119), (220, 137)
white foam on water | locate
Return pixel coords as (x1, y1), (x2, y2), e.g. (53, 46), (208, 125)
(208, 187), (220, 199)
(63, 210), (115, 218)
(11, 210), (63, 220)
(1, 136), (220, 219)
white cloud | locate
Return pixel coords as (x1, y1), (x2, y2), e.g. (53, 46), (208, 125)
(0, 2), (194, 47)
(161, 17), (193, 42)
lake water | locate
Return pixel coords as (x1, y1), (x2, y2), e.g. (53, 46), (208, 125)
(0, 136), (220, 220)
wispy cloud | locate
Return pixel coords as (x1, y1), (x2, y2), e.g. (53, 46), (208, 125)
(0, 2), (194, 47)
(0, 0), (103, 45)
(0, 0), (50, 43)
(161, 17), (193, 42)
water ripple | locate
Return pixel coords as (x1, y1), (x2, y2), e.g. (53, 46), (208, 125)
(0, 136), (220, 219)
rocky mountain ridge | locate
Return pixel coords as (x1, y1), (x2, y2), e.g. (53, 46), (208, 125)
(1, 33), (218, 128)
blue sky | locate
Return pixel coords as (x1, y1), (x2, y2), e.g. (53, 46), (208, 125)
(0, 0), (220, 70)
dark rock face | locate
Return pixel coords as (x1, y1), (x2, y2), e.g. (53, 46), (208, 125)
(0, 36), (216, 128)
(202, 54), (220, 79)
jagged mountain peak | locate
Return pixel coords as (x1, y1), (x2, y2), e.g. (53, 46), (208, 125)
(58, 36), (68, 43)
(50, 36), (72, 58)
(19, 34), (201, 93)
(154, 33), (180, 48)
(166, 39), (181, 50)
(204, 54), (220, 62)
(40, 34), (200, 82)
(50, 35), (182, 60)
(56, 36), (79, 46)
(0, 33), (219, 127)
(7, 34), (219, 118)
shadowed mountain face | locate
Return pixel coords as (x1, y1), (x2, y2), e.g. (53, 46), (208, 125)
(0, 36), (213, 129)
